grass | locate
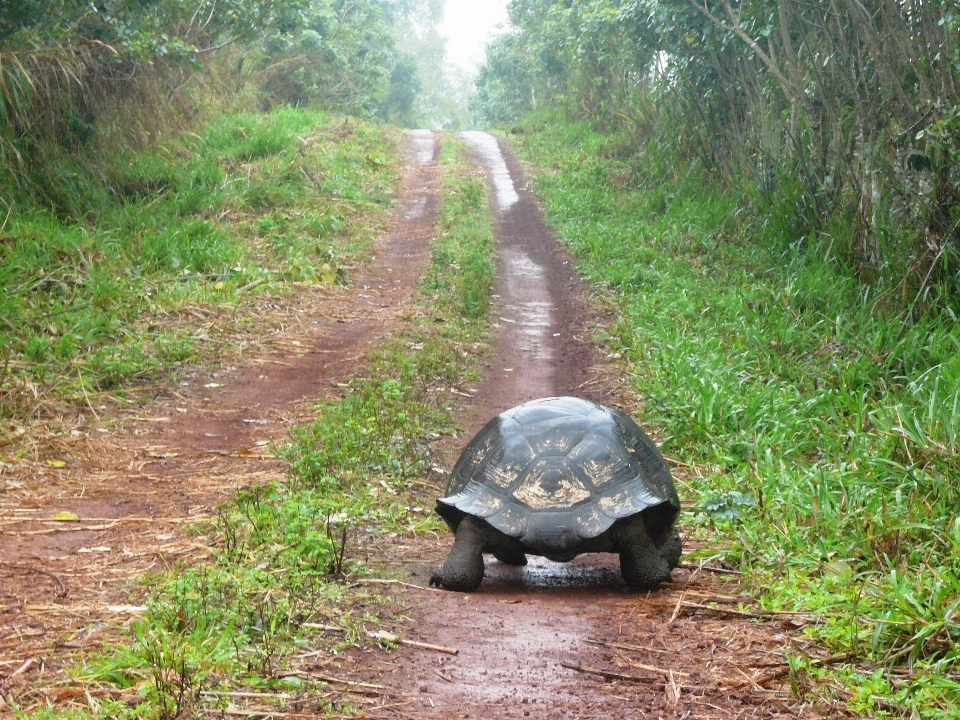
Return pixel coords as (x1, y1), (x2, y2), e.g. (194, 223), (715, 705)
(511, 110), (960, 717)
(0, 107), (395, 423)
(17, 135), (496, 719)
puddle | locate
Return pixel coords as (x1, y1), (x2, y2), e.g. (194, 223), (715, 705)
(459, 130), (519, 210)
(485, 554), (623, 590)
(409, 129), (436, 164)
(501, 248), (555, 363)
(404, 195), (427, 220)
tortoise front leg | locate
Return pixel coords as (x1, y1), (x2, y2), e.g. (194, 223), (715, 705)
(658, 528), (682, 569)
(618, 522), (672, 591)
(429, 515), (485, 592)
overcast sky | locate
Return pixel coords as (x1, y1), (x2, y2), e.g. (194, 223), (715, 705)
(441, 0), (511, 75)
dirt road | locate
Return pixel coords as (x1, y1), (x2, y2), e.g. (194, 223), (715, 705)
(0, 130), (846, 719)
(0, 131), (443, 710)
(355, 134), (844, 719)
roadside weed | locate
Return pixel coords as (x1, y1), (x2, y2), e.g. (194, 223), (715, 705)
(513, 112), (960, 716)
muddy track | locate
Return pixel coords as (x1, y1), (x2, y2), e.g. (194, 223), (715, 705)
(0, 131), (442, 708)
(352, 135), (845, 720)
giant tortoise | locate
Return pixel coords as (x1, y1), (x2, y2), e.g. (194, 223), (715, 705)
(429, 396), (682, 592)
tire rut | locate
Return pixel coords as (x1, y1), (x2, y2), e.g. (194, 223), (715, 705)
(0, 130), (442, 707)
(359, 133), (844, 720)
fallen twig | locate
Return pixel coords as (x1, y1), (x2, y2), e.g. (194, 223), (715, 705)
(680, 562), (743, 576)
(350, 577), (442, 592)
(0, 429), (26, 449)
(680, 601), (809, 620)
(683, 591), (755, 604)
(5, 658), (35, 680)
(559, 661), (656, 684)
(667, 669), (681, 705)
(216, 708), (316, 718)
(2, 521), (121, 536)
(734, 651), (857, 689)
(585, 638), (672, 655)
(308, 673), (385, 691)
(662, 455), (696, 468)
(667, 592), (685, 624)
(236, 277), (268, 294)
(626, 662), (689, 678)
(0, 563), (67, 598)
(200, 690), (291, 699)
(368, 630), (459, 656)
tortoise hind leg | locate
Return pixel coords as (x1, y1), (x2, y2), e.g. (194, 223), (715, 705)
(429, 515), (485, 592)
(618, 523), (672, 591)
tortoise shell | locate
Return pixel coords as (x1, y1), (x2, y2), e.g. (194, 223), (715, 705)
(436, 396), (679, 552)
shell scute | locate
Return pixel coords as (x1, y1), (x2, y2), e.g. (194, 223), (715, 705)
(566, 430), (635, 490)
(524, 415), (591, 456)
(513, 457), (592, 510)
(475, 433), (536, 489)
(487, 502), (529, 538)
(450, 481), (507, 519)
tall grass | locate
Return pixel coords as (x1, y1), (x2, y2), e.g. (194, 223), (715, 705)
(513, 111), (960, 717)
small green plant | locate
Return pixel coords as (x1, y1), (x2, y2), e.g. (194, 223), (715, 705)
(325, 515), (351, 578)
(703, 490), (756, 522)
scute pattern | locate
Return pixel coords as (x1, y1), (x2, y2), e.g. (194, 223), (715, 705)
(437, 397), (679, 547)
(475, 434), (536, 489)
(567, 430), (632, 489)
(513, 458), (592, 509)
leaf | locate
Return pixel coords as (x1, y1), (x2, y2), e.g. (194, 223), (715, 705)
(320, 262), (336, 283)
(824, 559), (853, 579)
(51, 511), (79, 521)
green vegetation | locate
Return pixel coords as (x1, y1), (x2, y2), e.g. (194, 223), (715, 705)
(19, 138), (495, 720)
(511, 112), (960, 717)
(0, 0), (463, 199)
(0, 107), (395, 419)
(422, 148), (495, 319)
(474, 0), (960, 315)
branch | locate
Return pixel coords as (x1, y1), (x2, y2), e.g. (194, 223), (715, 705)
(688, 0), (798, 101)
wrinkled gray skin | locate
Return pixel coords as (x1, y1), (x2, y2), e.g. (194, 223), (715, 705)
(429, 510), (682, 593)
